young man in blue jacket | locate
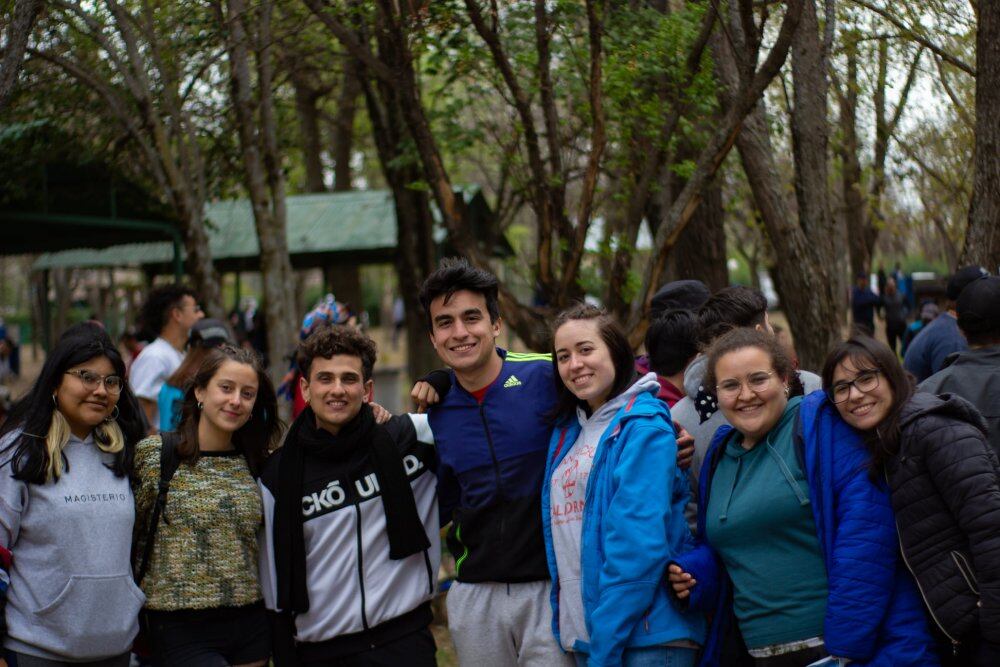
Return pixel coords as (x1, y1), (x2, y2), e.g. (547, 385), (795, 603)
(416, 258), (573, 667)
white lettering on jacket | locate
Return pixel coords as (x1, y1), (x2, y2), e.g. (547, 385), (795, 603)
(302, 480), (346, 516)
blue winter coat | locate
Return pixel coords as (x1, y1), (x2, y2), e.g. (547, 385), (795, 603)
(542, 389), (706, 666)
(674, 391), (938, 666)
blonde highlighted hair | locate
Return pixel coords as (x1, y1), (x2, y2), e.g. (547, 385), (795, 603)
(43, 408), (125, 482)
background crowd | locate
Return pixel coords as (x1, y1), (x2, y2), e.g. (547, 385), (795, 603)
(0, 258), (997, 667)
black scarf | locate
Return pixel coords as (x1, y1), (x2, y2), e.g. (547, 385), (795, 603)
(273, 404), (430, 613)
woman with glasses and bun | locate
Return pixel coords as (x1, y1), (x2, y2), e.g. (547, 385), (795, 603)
(0, 325), (146, 666)
(822, 335), (1000, 666)
(668, 328), (936, 667)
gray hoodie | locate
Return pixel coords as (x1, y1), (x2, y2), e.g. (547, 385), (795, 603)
(0, 431), (143, 661)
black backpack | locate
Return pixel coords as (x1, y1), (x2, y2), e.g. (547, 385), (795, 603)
(135, 432), (182, 584)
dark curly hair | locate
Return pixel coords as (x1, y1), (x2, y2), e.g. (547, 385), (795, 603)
(297, 325), (378, 381)
(703, 327), (804, 399)
(697, 286), (769, 349)
(419, 257), (500, 330)
(138, 283), (198, 338)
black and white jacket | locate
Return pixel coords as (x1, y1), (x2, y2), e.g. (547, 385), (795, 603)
(258, 414), (440, 647)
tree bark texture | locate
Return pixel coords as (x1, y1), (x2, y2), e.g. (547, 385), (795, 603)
(332, 65), (360, 192)
(292, 76), (327, 193)
(664, 177), (728, 292)
(790, 0), (846, 311)
(0, 0), (43, 111)
(218, 0), (298, 378)
(626, 0), (805, 345)
(963, 0), (1000, 271)
(838, 41), (871, 278)
(712, 3), (845, 371)
(355, 36), (439, 383)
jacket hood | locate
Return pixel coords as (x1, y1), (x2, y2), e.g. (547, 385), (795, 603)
(576, 371), (662, 426)
(682, 354), (708, 398)
(900, 391), (989, 438)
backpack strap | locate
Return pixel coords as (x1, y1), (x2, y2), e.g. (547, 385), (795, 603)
(135, 432), (181, 584)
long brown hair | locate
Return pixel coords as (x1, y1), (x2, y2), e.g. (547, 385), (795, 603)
(550, 303), (636, 421)
(821, 335), (914, 474)
(165, 344), (212, 389)
(176, 344), (282, 475)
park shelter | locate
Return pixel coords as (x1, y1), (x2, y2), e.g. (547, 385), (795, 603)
(31, 186), (507, 340)
(0, 121), (185, 348)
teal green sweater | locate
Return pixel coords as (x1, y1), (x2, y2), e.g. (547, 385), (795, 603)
(705, 397), (828, 649)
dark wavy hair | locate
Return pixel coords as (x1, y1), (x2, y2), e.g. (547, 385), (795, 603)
(0, 328), (145, 483)
(645, 308), (700, 377)
(821, 335), (914, 474)
(419, 257), (500, 330)
(138, 283), (198, 339)
(297, 325), (378, 381)
(697, 285), (769, 349)
(175, 344), (282, 476)
(703, 327), (804, 399)
(550, 303), (637, 421)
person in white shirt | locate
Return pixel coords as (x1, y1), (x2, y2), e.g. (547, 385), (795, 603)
(129, 284), (203, 430)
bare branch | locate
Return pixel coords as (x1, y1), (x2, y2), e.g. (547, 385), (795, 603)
(559, 0), (607, 295)
(629, 0), (805, 332)
(934, 54), (975, 129)
(301, 0), (395, 83)
(850, 0), (975, 76)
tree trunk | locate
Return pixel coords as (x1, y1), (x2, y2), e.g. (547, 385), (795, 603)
(332, 65), (360, 192)
(356, 44), (438, 384)
(292, 76), (326, 193)
(665, 178), (728, 292)
(659, 137), (729, 292)
(838, 40), (869, 279)
(180, 200), (223, 318)
(0, 0), (43, 111)
(219, 0), (298, 378)
(963, 0), (1000, 271)
(712, 9), (845, 371)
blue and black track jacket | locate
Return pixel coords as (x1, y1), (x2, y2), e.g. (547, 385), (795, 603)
(429, 348), (556, 584)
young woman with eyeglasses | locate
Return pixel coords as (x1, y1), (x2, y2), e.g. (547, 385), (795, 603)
(0, 326), (146, 666)
(668, 328), (936, 667)
(822, 335), (1000, 666)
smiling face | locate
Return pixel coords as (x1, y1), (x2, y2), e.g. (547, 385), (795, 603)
(428, 289), (501, 383)
(554, 319), (617, 411)
(54, 355), (121, 438)
(301, 354), (373, 435)
(831, 356), (894, 432)
(714, 346), (788, 447)
(194, 360), (259, 434)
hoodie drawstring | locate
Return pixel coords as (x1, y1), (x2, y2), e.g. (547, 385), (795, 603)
(718, 456), (742, 522)
(765, 441), (810, 506)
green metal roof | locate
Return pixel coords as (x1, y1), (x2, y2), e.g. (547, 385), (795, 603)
(33, 190), (404, 270)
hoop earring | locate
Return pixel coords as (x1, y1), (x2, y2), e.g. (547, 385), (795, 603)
(197, 401), (204, 410)
(104, 405), (120, 422)
(52, 394), (57, 407)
